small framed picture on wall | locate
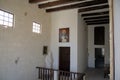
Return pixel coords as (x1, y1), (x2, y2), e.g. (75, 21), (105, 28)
(59, 28), (69, 42)
(43, 46), (48, 55)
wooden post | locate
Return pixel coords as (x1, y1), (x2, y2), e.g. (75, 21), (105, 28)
(109, 0), (115, 80)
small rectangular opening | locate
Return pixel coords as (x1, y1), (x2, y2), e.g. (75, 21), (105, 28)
(94, 27), (105, 45)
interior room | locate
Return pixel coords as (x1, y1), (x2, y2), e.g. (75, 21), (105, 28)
(0, 0), (119, 80)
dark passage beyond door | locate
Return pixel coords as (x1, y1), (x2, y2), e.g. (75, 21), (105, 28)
(59, 47), (70, 72)
(95, 48), (104, 68)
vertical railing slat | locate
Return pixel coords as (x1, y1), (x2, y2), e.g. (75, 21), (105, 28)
(62, 71), (64, 80)
(70, 73), (72, 80)
(50, 69), (52, 80)
(38, 68), (40, 79)
(48, 69), (49, 80)
(43, 68), (45, 80)
(74, 73), (75, 79)
(53, 70), (54, 80)
(40, 68), (41, 79)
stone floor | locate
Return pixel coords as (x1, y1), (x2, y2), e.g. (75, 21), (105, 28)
(85, 68), (109, 80)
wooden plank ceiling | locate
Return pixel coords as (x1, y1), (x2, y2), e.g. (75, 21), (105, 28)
(29, 0), (109, 25)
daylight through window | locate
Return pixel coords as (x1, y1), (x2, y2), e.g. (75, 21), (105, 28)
(32, 22), (41, 33)
(0, 10), (14, 27)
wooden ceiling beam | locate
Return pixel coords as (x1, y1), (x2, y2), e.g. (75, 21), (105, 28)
(85, 19), (109, 23)
(39, 0), (84, 8)
(81, 11), (109, 17)
(85, 18), (109, 21)
(46, 0), (108, 12)
(78, 5), (109, 13)
(29, 0), (48, 3)
(87, 21), (109, 23)
(87, 21), (109, 25)
(84, 15), (109, 20)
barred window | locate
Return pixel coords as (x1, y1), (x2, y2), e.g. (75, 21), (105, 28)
(0, 10), (14, 27)
(32, 22), (41, 33)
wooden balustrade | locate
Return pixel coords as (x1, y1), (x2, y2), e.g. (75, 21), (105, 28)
(36, 67), (85, 80)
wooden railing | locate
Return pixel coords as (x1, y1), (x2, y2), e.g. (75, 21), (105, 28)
(36, 67), (85, 80)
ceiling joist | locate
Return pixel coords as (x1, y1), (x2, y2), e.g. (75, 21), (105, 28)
(46, 0), (108, 12)
(29, 0), (48, 3)
(87, 21), (109, 25)
(78, 5), (109, 13)
(85, 19), (109, 23)
(84, 18), (109, 22)
(81, 11), (109, 17)
(84, 15), (109, 20)
(39, 0), (84, 8)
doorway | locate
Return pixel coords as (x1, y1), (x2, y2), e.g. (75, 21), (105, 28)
(59, 47), (70, 72)
(95, 48), (105, 68)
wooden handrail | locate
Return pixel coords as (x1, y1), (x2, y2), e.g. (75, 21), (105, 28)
(36, 67), (85, 80)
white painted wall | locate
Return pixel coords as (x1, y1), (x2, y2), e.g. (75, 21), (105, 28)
(50, 9), (78, 72)
(0, 0), (51, 80)
(88, 24), (110, 68)
(77, 14), (88, 72)
(114, 0), (120, 79)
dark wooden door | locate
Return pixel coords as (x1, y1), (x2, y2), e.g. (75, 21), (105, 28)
(59, 47), (70, 72)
